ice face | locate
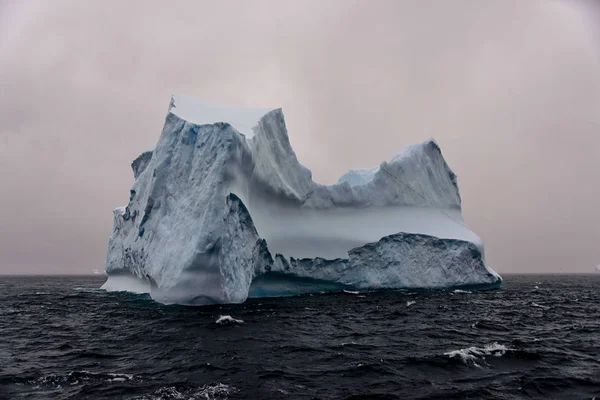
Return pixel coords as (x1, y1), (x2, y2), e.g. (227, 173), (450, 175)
(102, 95), (501, 305)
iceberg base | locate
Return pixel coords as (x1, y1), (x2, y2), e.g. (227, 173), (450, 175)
(101, 273), (151, 294)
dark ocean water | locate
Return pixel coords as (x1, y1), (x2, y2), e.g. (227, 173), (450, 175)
(1, 275), (599, 400)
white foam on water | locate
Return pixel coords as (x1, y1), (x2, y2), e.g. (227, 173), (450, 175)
(73, 287), (105, 293)
(444, 342), (513, 367)
(30, 370), (136, 388)
(216, 315), (244, 325)
(105, 373), (135, 382)
(407, 301), (416, 307)
(444, 349), (479, 363)
(134, 383), (234, 400)
(531, 302), (550, 310)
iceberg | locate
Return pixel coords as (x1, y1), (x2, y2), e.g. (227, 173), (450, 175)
(102, 95), (501, 305)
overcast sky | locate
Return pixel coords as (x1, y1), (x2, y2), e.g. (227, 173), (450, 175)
(0, 0), (599, 274)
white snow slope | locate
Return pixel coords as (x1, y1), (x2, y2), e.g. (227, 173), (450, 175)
(102, 95), (501, 305)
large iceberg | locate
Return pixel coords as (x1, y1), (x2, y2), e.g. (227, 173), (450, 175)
(102, 95), (501, 305)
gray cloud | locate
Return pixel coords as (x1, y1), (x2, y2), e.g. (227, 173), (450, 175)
(0, 0), (598, 274)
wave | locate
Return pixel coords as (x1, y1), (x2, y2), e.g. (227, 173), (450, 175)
(5, 274), (598, 400)
(531, 302), (551, 310)
(73, 287), (105, 293)
(133, 383), (234, 400)
(17, 292), (50, 297)
(444, 342), (514, 367)
(216, 315), (244, 325)
(470, 320), (511, 332)
(28, 370), (137, 387)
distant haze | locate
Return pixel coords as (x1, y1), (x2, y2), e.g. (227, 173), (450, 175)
(0, 0), (599, 274)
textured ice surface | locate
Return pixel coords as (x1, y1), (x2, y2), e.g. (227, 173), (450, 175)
(102, 95), (501, 305)
(337, 167), (379, 187)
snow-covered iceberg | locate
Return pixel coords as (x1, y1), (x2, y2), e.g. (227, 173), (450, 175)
(102, 95), (501, 305)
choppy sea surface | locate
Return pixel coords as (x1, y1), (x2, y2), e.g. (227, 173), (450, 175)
(1, 274), (599, 399)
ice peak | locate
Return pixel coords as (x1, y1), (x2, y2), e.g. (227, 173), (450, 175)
(168, 94), (275, 138)
(338, 138), (447, 187)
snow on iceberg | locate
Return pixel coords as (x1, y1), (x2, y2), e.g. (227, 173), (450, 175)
(102, 95), (501, 305)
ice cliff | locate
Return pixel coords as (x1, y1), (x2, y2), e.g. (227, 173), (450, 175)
(102, 95), (501, 305)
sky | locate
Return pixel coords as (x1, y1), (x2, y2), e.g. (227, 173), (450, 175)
(0, 0), (599, 274)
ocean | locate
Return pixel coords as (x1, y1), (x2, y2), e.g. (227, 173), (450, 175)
(1, 274), (599, 399)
